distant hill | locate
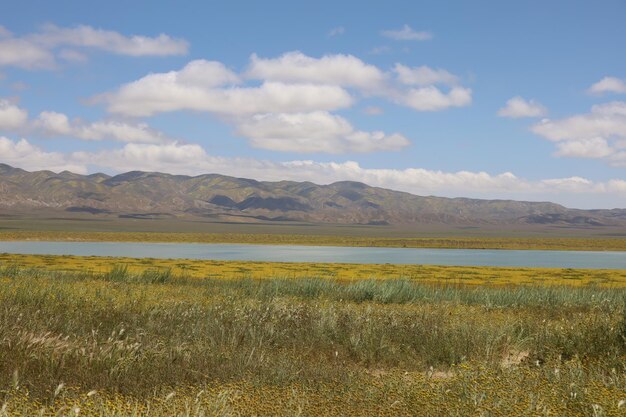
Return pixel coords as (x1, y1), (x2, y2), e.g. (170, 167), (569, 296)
(1, 163), (625, 227)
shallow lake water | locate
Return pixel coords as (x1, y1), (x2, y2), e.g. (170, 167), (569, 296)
(1, 241), (626, 269)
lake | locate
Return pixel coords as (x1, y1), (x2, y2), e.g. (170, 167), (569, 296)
(1, 241), (626, 269)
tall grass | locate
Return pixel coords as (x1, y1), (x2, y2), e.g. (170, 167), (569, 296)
(0, 264), (625, 415)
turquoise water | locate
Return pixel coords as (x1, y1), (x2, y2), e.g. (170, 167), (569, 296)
(1, 241), (626, 269)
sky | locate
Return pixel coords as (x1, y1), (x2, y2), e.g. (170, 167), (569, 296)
(1, 0), (626, 209)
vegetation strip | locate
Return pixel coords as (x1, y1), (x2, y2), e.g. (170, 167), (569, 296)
(2, 230), (626, 251)
(1, 253), (626, 287)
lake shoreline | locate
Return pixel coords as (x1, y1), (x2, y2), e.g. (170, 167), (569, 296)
(2, 240), (626, 270)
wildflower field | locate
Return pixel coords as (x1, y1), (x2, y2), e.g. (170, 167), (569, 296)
(0, 257), (625, 416)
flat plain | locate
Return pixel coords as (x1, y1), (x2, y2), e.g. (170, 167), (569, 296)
(1, 217), (625, 415)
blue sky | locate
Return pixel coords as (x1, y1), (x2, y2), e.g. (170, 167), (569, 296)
(1, 0), (625, 208)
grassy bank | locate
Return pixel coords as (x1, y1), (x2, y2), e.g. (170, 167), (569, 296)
(0, 262), (625, 415)
(2, 230), (626, 251)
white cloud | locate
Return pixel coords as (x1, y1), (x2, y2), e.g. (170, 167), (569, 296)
(328, 27), (345, 37)
(246, 52), (387, 92)
(0, 38), (55, 69)
(175, 60), (241, 87)
(98, 52), (474, 152)
(394, 64), (458, 86)
(531, 102), (626, 141)
(498, 96), (547, 118)
(381, 25), (432, 41)
(0, 99), (28, 130)
(554, 137), (613, 159)
(101, 59), (352, 117)
(29, 24), (189, 56)
(0, 24), (188, 69)
(105, 79), (353, 118)
(0, 137), (86, 173)
(35, 111), (170, 144)
(531, 101), (626, 166)
(71, 142), (221, 176)
(35, 111), (72, 134)
(235, 111), (409, 153)
(102, 52), (472, 118)
(588, 76), (626, 95)
(394, 86), (472, 111)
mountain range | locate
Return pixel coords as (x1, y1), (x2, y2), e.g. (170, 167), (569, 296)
(1, 163), (625, 228)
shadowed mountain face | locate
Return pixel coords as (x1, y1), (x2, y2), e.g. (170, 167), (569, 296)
(1, 163), (625, 227)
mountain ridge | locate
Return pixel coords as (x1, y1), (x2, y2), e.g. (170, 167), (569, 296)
(1, 163), (624, 227)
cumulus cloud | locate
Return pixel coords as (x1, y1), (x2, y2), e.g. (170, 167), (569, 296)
(103, 52), (471, 118)
(498, 96), (547, 118)
(246, 52), (387, 92)
(0, 137), (86, 173)
(100, 59), (352, 117)
(394, 64), (458, 86)
(532, 102), (626, 141)
(0, 99), (28, 130)
(105, 79), (352, 118)
(0, 24), (188, 69)
(34, 111), (170, 144)
(0, 38), (54, 69)
(97, 51), (475, 152)
(73, 142), (210, 174)
(381, 25), (432, 41)
(235, 111), (409, 153)
(554, 137), (613, 159)
(0, 101), (171, 145)
(394, 86), (472, 111)
(588, 76), (626, 95)
(531, 101), (626, 165)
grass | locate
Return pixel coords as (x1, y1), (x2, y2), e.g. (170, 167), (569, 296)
(2, 230), (626, 251)
(0, 260), (625, 415)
